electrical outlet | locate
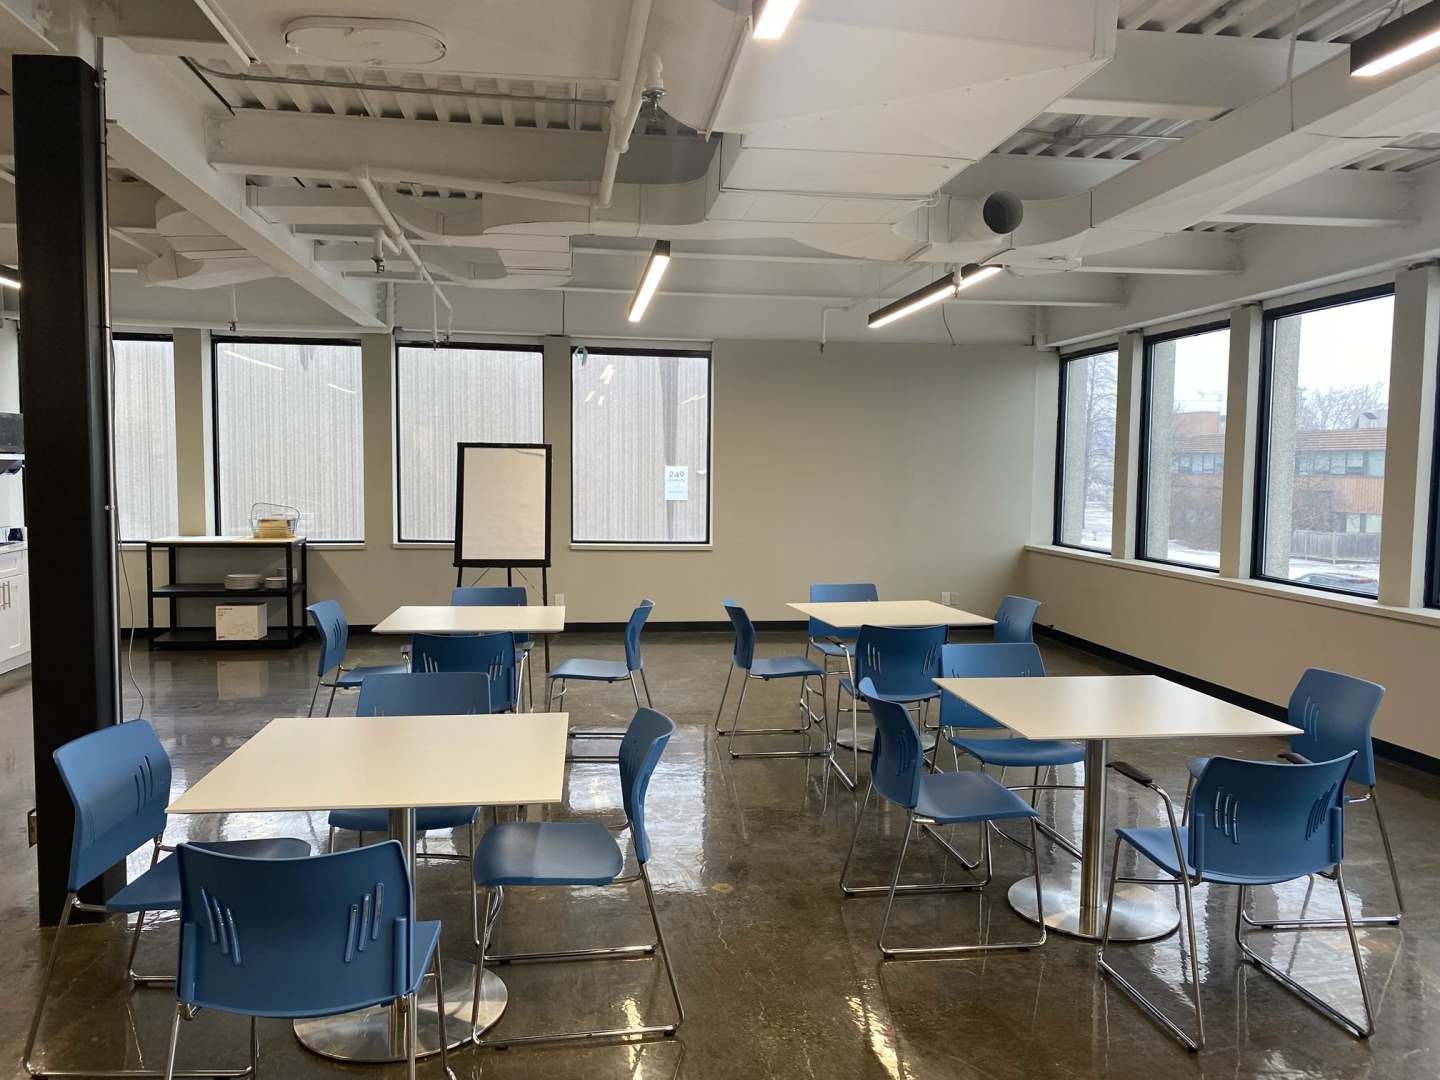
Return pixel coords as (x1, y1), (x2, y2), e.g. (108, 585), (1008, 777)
(554, 593), (565, 607)
(940, 591), (954, 606)
(26, 808), (36, 847)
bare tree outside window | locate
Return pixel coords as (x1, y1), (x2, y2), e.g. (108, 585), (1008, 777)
(113, 336), (178, 541)
(571, 349), (710, 544)
(214, 339), (364, 541)
(1058, 350), (1118, 551)
(1144, 327), (1229, 568)
(1261, 293), (1392, 595)
(396, 344), (543, 541)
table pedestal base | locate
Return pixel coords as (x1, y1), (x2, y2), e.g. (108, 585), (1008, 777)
(294, 960), (506, 1062)
(1007, 873), (1179, 942)
(834, 720), (937, 754)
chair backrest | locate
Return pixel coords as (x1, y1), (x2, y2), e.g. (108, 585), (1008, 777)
(617, 707), (676, 864)
(623, 599), (656, 671)
(808, 582), (878, 641)
(938, 642), (1045, 730)
(860, 679), (923, 811)
(854, 624), (946, 699)
(1287, 668), (1385, 788)
(53, 719), (172, 893)
(1188, 753), (1357, 883)
(355, 672), (492, 717)
(722, 599), (756, 671)
(411, 632), (517, 709)
(992, 595), (1041, 644)
(175, 841), (416, 1018)
(307, 600), (349, 679)
(452, 585), (531, 644)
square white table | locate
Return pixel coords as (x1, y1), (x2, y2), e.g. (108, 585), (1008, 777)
(371, 605), (566, 636)
(787, 601), (995, 784)
(933, 675), (1300, 941)
(169, 713), (568, 1062)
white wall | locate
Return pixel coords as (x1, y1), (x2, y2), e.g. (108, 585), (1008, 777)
(121, 336), (1052, 628)
(0, 320), (21, 529)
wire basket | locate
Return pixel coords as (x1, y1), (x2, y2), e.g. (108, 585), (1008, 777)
(248, 502), (312, 539)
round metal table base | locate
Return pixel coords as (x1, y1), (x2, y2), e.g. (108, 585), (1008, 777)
(294, 960), (506, 1062)
(1007, 874), (1180, 942)
(835, 722), (937, 754)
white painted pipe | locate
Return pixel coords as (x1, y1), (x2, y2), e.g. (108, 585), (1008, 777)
(598, 0), (655, 209)
(351, 167), (452, 312)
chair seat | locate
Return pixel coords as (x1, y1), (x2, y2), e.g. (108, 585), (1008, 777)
(334, 663), (408, 689)
(548, 658), (630, 683)
(107, 837), (312, 915)
(948, 734), (1085, 768)
(1118, 826), (1307, 887)
(328, 806), (479, 834)
(752, 656), (824, 680)
(812, 640), (854, 658)
(472, 821), (624, 887)
(915, 770), (1039, 826)
(840, 677), (937, 704)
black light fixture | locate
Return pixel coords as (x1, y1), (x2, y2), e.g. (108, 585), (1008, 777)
(1351, 1), (1440, 76)
(867, 263), (1002, 330)
(627, 240), (671, 323)
(0, 265), (20, 289)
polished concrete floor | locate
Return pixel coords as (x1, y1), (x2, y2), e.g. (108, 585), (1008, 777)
(2, 630), (1437, 1079)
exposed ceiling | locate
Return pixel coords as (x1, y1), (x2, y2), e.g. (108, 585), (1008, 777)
(6, 0), (1440, 342)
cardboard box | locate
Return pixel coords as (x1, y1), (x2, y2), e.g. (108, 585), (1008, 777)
(216, 603), (267, 641)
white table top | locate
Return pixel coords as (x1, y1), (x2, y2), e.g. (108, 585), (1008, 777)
(789, 600), (995, 629)
(933, 675), (1301, 742)
(372, 605), (566, 635)
(167, 713), (569, 813)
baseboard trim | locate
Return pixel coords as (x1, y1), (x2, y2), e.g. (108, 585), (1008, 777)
(1036, 624), (1440, 777)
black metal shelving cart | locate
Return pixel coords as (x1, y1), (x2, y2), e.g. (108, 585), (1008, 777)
(145, 537), (309, 650)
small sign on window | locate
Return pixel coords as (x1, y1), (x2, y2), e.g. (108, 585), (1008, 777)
(664, 465), (689, 501)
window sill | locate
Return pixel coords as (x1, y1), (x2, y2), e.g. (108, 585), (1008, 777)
(570, 543), (713, 552)
(1024, 544), (1440, 629)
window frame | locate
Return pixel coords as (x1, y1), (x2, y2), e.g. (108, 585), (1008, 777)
(1053, 344), (1120, 554)
(393, 339), (545, 544)
(1427, 328), (1440, 608)
(210, 334), (364, 544)
(1251, 283), (1395, 598)
(112, 332), (178, 543)
(569, 345), (713, 547)
(1135, 320), (1230, 572)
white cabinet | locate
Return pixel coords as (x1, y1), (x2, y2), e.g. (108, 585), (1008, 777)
(0, 545), (29, 672)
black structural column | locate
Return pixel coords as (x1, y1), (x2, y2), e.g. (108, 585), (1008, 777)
(14, 53), (122, 924)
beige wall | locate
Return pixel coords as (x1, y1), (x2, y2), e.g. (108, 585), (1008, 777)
(123, 337), (1051, 628)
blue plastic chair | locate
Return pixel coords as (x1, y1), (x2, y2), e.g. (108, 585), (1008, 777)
(470, 708), (683, 1048)
(547, 600), (655, 758)
(839, 680), (1046, 958)
(1101, 753), (1373, 1050)
(834, 624), (946, 786)
(26, 720), (310, 1079)
(1183, 668), (1397, 927)
(307, 600), (407, 716)
(715, 599), (828, 760)
(992, 595), (1041, 643)
(452, 585), (536, 708)
(162, 841), (448, 1080)
(412, 631), (518, 711)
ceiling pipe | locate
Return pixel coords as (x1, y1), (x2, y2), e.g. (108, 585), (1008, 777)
(351, 166), (452, 313)
(598, 0), (655, 209)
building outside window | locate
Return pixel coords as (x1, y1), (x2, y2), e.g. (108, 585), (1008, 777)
(213, 338), (364, 542)
(1056, 348), (1119, 552)
(1258, 290), (1392, 596)
(395, 343), (543, 542)
(113, 335), (179, 542)
(1142, 325), (1230, 569)
(571, 348), (711, 544)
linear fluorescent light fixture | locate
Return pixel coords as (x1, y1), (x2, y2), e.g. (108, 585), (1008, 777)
(754, 0), (800, 39)
(1352, 1), (1440, 76)
(627, 240), (671, 323)
(0, 265), (19, 289)
(868, 263), (1002, 330)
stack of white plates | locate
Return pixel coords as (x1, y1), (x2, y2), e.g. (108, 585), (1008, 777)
(263, 574), (288, 591)
(225, 573), (264, 591)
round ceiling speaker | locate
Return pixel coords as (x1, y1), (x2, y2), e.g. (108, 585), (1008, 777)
(283, 17), (447, 66)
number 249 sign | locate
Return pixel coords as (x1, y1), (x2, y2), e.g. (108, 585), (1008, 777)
(664, 466), (689, 501)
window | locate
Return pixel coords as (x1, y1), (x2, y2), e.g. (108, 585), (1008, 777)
(571, 348), (710, 544)
(1139, 325), (1230, 569)
(113, 335), (179, 541)
(395, 343), (544, 542)
(1056, 348), (1119, 552)
(1256, 289), (1392, 597)
(213, 338), (364, 542)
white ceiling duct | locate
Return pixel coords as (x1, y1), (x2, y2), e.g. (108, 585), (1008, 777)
(148, 197), (279, 288)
